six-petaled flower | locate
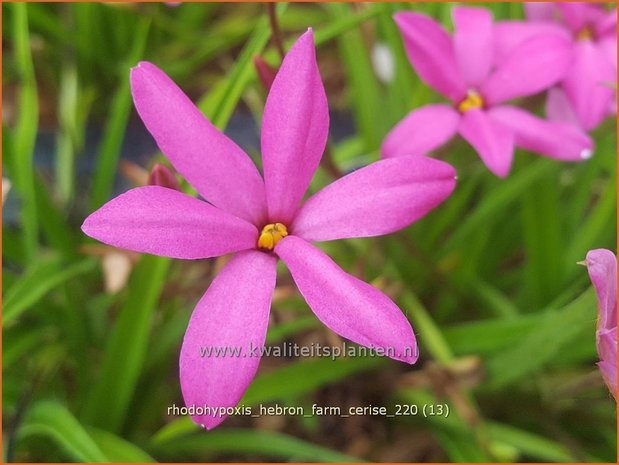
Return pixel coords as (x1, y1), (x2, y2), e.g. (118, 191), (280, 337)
(524, 2), (617, 130)
(382, 6), (594, 178)
(82, 29), (457, 429)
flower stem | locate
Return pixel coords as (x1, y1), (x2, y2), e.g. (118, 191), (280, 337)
(266, 3), (285, 61)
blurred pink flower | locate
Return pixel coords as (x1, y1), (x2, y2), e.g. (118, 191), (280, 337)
(383, 6), (593, 178)
(585, 249), (617, 400)
(522, 2), (617, 130)
(82, 30), (457, 429)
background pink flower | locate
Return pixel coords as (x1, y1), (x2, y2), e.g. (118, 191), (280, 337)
(585, 249), (617, 399)
(383, 6), (593, 178)
(82, 30), (457, 429)
(522, 2), (617, 130)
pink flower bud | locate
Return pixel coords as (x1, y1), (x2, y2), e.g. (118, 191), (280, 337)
(148, 163), (181, 191)
(254, 55), (278, 92)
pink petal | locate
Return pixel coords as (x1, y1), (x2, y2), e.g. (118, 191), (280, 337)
(524, 2), (556, 22)
(179, 250), (277, 429)
(492, 21), (571, 67)
(381, 104), (460, 159)
(276, 236), (418, 363)
(394, 12), (467, 102)
(482, 34), (572, 105)
(562, 41), (616, 130)
(597, 328), (617, 398)
(595, 9), (617, 38)
(557, 3), (604, 32)
(261, 29), (329, 225)
(452, 6), (494, 87)
(598, 36), (618, 71)
(487, 105), (593, 162)
(597, 359), (618, 399)
(586, 249), (617, 332)
(292, 155), (456, 242)
(81, 186), (258, 259)
(597, 328), (617, 366)
(458, 109), (514, 178)
(130, 62), (267, 225)
(545, 87), (580, 125)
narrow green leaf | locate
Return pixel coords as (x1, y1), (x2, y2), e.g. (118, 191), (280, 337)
(486, 421), (574, 462)
(327, 3), (384, 150)
(443, 314), (540, 355)
(566, 173), (617, 268)
(399, 290), (454, 364)
(469, 279), (520, 318)
(198, 3), (287, 128)
(313, 7), (379, 46)
(486, 288), (597, 388)
(87, 427), (156, 462)
(56, 63), (79, 203)
(443, 159), (555, 254)
(520, 168), (564, 306)
(19, 400), (108, 462)
(11, 3), (39, 260)
(399, 389), (491, 462)
(244, 355), (384, 406)
(152, 428), (362, 462)
(3, 257), (98, 325)
(34, 173), (77, 257)
(81, 255), (170, 432)
(89, 18), (150, 210)
(265, 315), (319, 344)
(2, 328), (50, 369)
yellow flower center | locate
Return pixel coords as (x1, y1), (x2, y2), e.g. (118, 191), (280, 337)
(457, 90), (484, 113)
(576, 26), (594, 41)
(257, 223), (288, 250)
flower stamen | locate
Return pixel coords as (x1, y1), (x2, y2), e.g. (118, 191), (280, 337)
(576, 26), (594, 41)
(458, 90), (484, 113)
(257, 223), (288, 250)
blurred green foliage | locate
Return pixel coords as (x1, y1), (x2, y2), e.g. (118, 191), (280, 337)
(2, 2), (616, 462)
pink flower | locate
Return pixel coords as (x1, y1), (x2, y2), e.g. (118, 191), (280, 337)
(382, 6), (593, 178)
(585, 249), (617, 400)
(82, 30), (457, 429)
(522, 3), (617, 130)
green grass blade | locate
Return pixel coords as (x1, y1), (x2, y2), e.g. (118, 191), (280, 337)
(399, 289), (454, 364)
(11, 3), (39, 260)
(486, 421), (574, 462)
(19, 400), (108, 462)
(86, 427), (156, 462)
(327, 3), (384, 151)
(520, 169), (565, 306)
(443, 159), (555, 254)
(443, 314), (540, 355)
(243, 355), (384, 406)
(486, 288), (597, 388)
(566, 172), (617, 268)
(3, 328), (49, 369)
(265, 315), (318, 344)
(56, 62), (79, 203)
(80, 255), (170, 432)
(152, 428), (362, 462)
(198, 3), (287, 128)
(34, 173), (77, 257)
(89, 18), (150, 210)
(3, 257), (98, 326)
